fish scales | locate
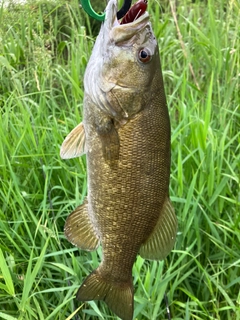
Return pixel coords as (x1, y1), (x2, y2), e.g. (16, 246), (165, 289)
(86, 94), (169, 274)
(60, 1), (177, 319)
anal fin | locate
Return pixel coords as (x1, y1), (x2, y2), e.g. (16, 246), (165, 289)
(140, 197), (177, 260)
(64, 199), (100, 251)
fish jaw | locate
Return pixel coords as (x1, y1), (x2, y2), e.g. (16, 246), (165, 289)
(83, 0), (157, 121)
(106, 0), (150, 44)
(100, 0), (150, 44)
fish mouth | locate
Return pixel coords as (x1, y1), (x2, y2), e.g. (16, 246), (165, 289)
(105, 0), (150, 43)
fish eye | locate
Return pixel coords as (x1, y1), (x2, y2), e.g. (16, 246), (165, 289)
(138, 48), (152, 63)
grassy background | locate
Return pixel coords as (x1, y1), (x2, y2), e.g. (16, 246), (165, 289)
(0, 0), (239, 319)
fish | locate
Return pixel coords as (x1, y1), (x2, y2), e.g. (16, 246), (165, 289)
(60, 0), (177, 319)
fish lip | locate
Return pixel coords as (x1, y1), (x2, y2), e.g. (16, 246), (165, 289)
(105, 0), (150, 42)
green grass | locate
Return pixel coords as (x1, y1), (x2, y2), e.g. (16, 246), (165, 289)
(0, 0), (239, 319)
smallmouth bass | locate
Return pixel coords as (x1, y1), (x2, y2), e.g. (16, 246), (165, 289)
(60, 0), (177, 319)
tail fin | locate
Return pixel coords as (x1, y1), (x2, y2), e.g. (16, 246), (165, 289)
(76, 268), (133, 320)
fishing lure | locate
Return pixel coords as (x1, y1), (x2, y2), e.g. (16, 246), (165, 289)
(80, 0), (132, 21)
(121, 0), (148, 24)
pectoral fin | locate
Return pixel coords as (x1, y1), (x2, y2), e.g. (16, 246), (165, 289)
(60, 122), (86, 159)
(64, 199), (100, 251)
(140, 197), (177, 260)
(99, 128), (120, 165)
(95, 115), (120, 166)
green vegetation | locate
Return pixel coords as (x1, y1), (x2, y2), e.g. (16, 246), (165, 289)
(0, 0), (239, 319)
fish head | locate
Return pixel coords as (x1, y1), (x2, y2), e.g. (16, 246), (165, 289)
(84, 0), (160, 121)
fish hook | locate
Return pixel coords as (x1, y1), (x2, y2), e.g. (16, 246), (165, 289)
(80, 0), (132, 21)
